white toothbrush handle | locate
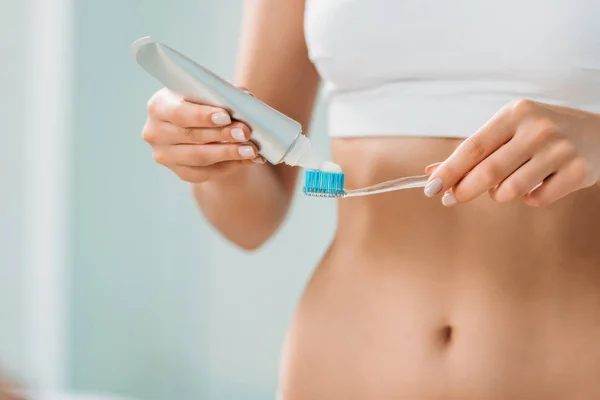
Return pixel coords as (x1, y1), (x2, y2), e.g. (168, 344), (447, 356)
(344, 175), (430, 198)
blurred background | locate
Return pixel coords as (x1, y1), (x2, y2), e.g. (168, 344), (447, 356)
(0, 0), (334, 399)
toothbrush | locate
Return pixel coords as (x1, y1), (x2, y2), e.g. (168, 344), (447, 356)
(302, 162), (429, 198)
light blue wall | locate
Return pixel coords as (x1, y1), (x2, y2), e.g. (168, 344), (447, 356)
(69, 1), (334, 399)
(0, 0), (27, 380)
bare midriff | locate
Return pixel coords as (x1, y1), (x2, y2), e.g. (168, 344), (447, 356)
(279, 137), (600, 400)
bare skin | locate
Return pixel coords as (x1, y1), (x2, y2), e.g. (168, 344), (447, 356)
(0, 378), (18, 400)
(142, 0), (600, 398)
(280, 137), (600, 399)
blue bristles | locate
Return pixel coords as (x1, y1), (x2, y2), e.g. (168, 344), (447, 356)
(303, 169), (345, 198)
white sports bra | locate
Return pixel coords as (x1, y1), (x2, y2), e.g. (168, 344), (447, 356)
(304, 0), (600, 138)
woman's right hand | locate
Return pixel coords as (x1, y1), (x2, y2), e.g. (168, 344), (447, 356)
(142, 88), (265, 183)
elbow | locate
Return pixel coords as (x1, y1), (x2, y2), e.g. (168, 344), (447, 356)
(229, 218), (283, 252)
(231, 204), (290, 251)
(236, 240), (266, 252)
(232, 233), (272, 252)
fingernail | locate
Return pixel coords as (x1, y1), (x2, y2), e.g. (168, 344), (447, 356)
(238, 145), (255, 158)
(251, 157), (265, 164)
(424, 177), (443, 197)
(211, 111), (231, 126)
(442, 192), (457, 207)
(231, 127), (246, 141)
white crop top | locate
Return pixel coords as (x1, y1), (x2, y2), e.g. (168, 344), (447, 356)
(304, 0), (600, 138)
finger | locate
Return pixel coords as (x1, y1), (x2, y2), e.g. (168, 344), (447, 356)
(172, 161), (248, 183)
(147, 89), (232, 128)
(158, 143), (260, 167)
(522, 158), (592, 207)
(425, 162), (441, 175)
(441, 189), (458, 207)
(490, 140), (575, 203)
(451, 136), (533, 203)
(425, 108), (515, 197)
(148, 121), (251, 145)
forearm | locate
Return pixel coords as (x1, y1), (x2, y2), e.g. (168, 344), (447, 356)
(192, 164), (290, 250)
(191, 0), (318, 249)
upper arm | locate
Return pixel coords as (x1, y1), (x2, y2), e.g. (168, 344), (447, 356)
(235, 0), (321, 195)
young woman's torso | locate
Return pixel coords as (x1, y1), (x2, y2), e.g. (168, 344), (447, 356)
(281, 138), (600, 399)
(279, 1), (600, 399)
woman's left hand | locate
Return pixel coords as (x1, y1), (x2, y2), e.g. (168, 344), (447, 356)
(424, 99), (600, 207)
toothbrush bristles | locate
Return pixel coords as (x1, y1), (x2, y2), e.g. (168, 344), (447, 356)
(303, 170), (345, 198)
